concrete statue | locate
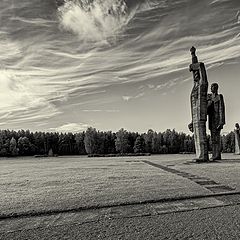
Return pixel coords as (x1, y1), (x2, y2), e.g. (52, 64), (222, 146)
(207, 83), (225, 160)
(234, 123), (240, 155)
(188, 46), (209, 162)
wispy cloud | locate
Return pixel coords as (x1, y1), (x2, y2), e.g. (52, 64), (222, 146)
(122, 92), (145, 101)
(147, 84), (155, 89)
(0, 69), (61, 122)
(122, 96), (131, 101)
(237, 11), (240, 23)
(82, 109), (102, 112)
(82, 109), (119, 112)
(50, 123), (89, 133)
(210, 0), (231, 5)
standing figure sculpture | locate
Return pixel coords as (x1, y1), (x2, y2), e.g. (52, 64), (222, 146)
(188, 47), (209, 162)
(207, 83), (225, 160)
(234, 123), (240, 155)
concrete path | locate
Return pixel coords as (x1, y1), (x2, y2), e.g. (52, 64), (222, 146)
(1, 204), (240, 240)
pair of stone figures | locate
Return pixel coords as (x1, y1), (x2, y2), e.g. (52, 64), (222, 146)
(188, 47), (225, 162)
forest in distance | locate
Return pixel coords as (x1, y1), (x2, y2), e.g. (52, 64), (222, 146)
(0, 127), (236, 157)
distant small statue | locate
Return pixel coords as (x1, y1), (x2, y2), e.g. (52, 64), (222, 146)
(207, 83), (225, 160)
(234, 123), (240, 155)
(48, 148), (54, 157)
(188, 46), (209, 162)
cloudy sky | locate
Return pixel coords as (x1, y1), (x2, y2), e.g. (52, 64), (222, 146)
(0, 0), (240, 133)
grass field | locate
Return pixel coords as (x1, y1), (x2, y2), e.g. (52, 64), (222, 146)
(0, 154), (239, 217)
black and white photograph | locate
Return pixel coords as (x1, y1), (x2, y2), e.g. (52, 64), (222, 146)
(0, 0), (240, 239)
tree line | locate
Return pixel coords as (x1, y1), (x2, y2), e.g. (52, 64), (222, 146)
(0, 128), (235, 157)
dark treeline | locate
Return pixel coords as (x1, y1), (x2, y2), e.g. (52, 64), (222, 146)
(0, 128), (235, 157)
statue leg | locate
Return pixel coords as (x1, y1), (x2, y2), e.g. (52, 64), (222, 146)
(211, 129), (221, 160)
(235, 134), (240, 155)
(193, 121), (209, 161)
(215, 130), (222, 160)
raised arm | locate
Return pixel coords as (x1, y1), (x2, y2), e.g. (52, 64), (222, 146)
(218, 94), (225, 129)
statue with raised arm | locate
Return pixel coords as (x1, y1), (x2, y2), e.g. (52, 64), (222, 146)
(234, 123), (240, 155)
(207, 83), (225, 160)
(188, 46), (209, 162)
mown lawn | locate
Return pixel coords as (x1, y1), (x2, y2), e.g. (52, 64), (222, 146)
(0, 155), (209, 216)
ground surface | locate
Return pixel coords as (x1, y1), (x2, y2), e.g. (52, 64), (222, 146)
(0, 154), (240, 239)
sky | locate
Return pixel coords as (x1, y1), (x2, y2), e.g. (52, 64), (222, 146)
(0, 0), (240, 134)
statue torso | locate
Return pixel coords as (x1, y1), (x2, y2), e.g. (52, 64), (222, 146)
(208, 93), (225, 130)
(191, 81), (208, 122)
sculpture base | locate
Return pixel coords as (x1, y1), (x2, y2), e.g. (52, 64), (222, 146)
(192, 158), (209, 163)
(210, 157), (221, 161)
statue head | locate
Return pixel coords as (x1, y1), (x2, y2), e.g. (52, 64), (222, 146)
(190, 46), (196, 55)
(190, 46), (198, 64)
(211, 83), (219, 94)
(236, 123), (240, 129)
